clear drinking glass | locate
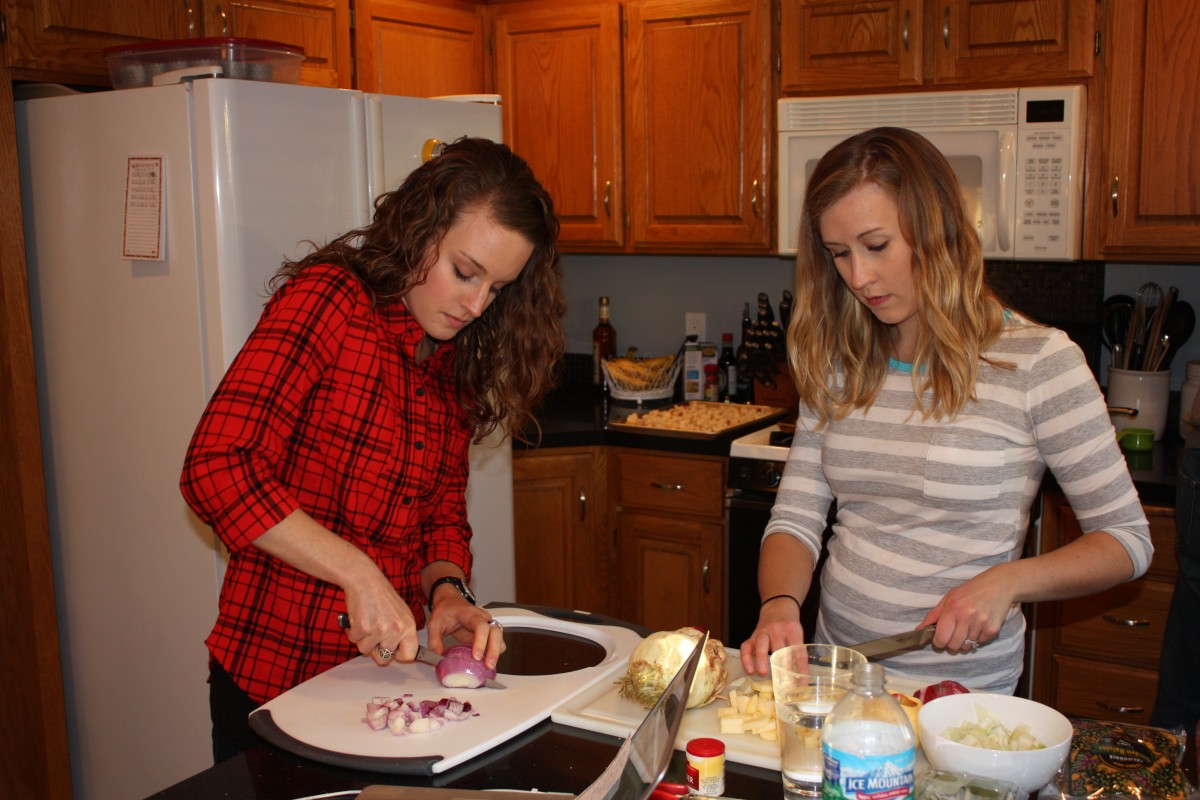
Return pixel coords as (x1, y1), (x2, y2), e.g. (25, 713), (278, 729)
(770, 644), (867, 799)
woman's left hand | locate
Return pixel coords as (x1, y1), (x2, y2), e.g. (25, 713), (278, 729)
(426, 596), (506, 671)
(918, 563), (1016, 652)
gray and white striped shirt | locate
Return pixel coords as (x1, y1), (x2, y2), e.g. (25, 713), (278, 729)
(767, 317), (1152, 693)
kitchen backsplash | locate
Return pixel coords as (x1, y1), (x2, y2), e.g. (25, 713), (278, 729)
(560, 254), (1200, 392)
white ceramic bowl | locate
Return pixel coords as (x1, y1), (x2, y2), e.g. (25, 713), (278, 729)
(918, 692), (1073, 794)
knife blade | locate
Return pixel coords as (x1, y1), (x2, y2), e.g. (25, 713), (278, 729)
(337, 612), (507, 689)
(848, 627), (935, 660)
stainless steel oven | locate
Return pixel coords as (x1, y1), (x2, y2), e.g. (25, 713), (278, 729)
(726, 425), (827, 645)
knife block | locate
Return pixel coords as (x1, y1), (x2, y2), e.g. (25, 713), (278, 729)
(753, 363), (799, 419)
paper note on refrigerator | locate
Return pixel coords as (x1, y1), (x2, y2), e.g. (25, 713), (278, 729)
(122, 155), (164, 260)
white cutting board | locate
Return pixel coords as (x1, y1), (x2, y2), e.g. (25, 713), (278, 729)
(251, 607), (643, 773)
(551, 647), (929, 771)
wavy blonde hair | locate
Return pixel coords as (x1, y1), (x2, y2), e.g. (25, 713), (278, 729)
(788, 127), (1009, 426)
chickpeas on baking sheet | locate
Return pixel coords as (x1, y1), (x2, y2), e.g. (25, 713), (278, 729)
(608, 401), (787, 439)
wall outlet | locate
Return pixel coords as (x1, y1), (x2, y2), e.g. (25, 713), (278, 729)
(685, 311), (707, 341)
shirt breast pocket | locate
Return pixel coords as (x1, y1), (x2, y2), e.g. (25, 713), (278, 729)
(922, 431), (1007, 502)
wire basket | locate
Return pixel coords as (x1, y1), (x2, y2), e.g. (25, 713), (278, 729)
(602, 356), (681, 403)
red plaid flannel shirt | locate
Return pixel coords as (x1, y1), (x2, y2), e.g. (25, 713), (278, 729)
(181, 264), (472, 703)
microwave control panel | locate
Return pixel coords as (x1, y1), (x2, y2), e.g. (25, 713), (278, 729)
(1014, 86), (1085, 260)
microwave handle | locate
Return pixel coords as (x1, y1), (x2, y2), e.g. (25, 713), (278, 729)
(997, 131), (1015, 255)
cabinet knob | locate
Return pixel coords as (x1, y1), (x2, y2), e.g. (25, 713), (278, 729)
(1102, 613), (1151, 627)
(902, 10), (910, 51)
(651, 482), (685, 492)
(1111, 175), (1120, 217)
(603, 181), (612, 217)
(942, 6), (951, 48)
(579, 490), (586, 523)
(702, 559), (710, 593)
(751, 179), (760, 219)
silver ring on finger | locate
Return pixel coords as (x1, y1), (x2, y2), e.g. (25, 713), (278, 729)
(487, 619), (503, 630)
(962, 638), (980, 652)
(376, 644), (394, 660)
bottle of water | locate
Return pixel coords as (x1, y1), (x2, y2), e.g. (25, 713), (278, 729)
(821, 662), (916, 800)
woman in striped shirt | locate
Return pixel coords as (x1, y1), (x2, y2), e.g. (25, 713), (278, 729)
(739, 127), (1152, 693)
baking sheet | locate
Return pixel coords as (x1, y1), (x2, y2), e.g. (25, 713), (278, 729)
(606, 402), (788, 440)
(550, 647), (929, 771)
(248, 606), (644, 775)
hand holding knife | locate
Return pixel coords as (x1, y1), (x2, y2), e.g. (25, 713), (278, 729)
(337, 612), (507, 689)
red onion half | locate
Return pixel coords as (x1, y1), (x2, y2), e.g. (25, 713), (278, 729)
(434, 644), (497, 689)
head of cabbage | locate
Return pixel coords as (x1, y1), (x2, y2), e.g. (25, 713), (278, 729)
(616, 627), (729, 709)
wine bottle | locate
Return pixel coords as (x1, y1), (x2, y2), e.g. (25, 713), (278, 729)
(592, 296), (616, 390)
(718, 332), (737, 402)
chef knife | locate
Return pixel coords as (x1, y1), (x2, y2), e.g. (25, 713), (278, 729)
(847, 627), (935, 660)
(337, 612), (507, 689)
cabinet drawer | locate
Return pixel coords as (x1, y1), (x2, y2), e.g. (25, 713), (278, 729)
(1056, 579), (1173, 667)
(1048, 654), (1158, 724)
(615, 452), (725, 517)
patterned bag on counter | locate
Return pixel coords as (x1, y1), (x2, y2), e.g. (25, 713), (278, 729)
(1039, 718), (1194, 800)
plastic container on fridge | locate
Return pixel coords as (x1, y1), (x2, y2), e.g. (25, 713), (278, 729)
(103, 37), (305, 89)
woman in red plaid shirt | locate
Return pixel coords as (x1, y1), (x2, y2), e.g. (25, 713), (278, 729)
(181, 138), (565, 762)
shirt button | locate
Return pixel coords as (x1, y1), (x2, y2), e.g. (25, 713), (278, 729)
(403, 496), (413, 506)
(415, 441), (425, 451)
(415, 387), (425, 397)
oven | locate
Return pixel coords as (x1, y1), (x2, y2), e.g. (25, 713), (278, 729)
(726, 424), (827, 645)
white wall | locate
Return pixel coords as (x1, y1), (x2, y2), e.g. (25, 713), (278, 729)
(560, 254), (794, 357)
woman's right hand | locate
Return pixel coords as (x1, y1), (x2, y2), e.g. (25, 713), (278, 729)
(343, 577), (420, 666)
(739, 596), (806, 676)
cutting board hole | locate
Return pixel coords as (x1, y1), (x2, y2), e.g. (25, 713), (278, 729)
(487, 628), (607, 675)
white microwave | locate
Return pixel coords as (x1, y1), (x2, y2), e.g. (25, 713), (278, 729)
(777, 85), (1086, 260)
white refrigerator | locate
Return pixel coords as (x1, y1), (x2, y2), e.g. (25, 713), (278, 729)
(15, 78), (516, 799)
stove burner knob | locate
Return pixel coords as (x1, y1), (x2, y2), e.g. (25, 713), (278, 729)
(762, 464), (782, 489)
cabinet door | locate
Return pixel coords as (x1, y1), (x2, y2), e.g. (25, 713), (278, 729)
(1096, 0), (1200, 259)
(779, 0), (923, 94)
(491, 2), (624, 248)
(624, 0), (770, 251)
(617, 508), (724, 636)
(3, 0), (189, 82)
(931, 0), (1095, 85)
(355, 0), (486, 96)
(512, 448), (610, 613)
(202, 0), (352, 88)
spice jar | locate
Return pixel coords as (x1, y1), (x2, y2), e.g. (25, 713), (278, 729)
(685, 737), (725, 796)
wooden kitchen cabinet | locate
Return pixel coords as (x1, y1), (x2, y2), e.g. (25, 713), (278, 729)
(512, 446), (615, 616)
(490, 2), (624, 247)
(2, 0), (188, 82)
(779, 0), (1095, 95)
(1093, 0), (1200, 260)
(355, 0), (487, 96)
(612, 449), (727, 638)
(2, 0), (350, 87)
(491, 0), (771, 253)
(195, 0), (352, 88)
(1032, 491), (1177, 724)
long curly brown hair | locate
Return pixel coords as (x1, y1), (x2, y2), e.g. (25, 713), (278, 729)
(272, 137), (566, 443)
(788, 127), (1009, 426)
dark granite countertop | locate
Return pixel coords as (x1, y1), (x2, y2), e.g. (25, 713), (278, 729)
(517, 384), (782, 458)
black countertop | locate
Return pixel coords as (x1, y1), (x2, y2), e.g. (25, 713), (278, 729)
(517, 384), (785, 457)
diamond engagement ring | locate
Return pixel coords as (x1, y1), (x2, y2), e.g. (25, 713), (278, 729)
(963, 638), (980, 651)
(376, 645), (394, 660)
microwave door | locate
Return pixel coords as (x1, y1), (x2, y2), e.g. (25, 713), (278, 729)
(920, 128), (1017, 259)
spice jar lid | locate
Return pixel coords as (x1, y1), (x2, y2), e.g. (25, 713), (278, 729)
(686, 737), (725, 756)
